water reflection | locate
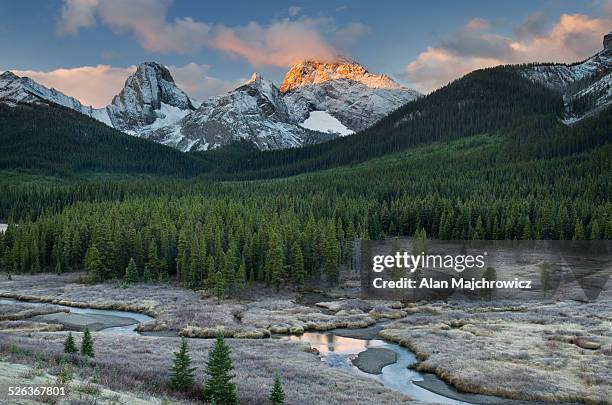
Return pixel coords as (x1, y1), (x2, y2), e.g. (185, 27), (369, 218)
(282, 331), (470, 405)
(286, 332), (383, 354)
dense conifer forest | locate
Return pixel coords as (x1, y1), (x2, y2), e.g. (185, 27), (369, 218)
(0, 66), (610, 290)
(0, 103), (212, 176)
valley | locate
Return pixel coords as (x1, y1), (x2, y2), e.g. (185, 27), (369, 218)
(1, 267), (609, 404)
(0, 13), (610, 405)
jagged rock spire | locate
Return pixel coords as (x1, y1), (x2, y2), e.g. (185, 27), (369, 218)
(604, 32), (612, 51)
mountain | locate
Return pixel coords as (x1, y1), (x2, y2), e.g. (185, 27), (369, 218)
(0, 62), (195, 137)
(105, 62), (195, 133)
(1, 60), (420, 152)
(281, 60), (421, 132)
(144, 73), (336, 151)
(147, 60), (421, 151)
(201, 66), (566, 179)
(520, 32), (612, 122)
(0, 71), (110, 124)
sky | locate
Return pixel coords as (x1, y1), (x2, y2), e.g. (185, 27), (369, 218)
(1, 0), (610, 107)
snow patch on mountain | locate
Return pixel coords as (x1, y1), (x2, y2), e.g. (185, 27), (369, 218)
(106, 62), (195, 132)
(126, 103), (191, 136)
(299, 111), (354, 136)
(1, 59), (421, 152)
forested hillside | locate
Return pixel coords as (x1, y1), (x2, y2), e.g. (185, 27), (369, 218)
(0, 64), (610, 291)
(0, 103), (211, 177)
(192, 66), (565, 178)
(1, 129), (610, 289)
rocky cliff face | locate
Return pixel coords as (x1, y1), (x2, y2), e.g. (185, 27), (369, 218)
(281, 60), (420, 131)
(106, 62), (195, 132)
(520, 33), (612, 122)
(279, 60), (402, 92)
(143, 61), (421, 151)
(145, 73), (336, 151)
(604, 32), (612, 51)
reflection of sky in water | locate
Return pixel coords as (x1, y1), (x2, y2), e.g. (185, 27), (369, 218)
(285, 332), (384, 354)
(283, 332), (470, 405)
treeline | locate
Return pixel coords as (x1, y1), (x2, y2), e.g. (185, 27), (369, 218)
(1, 131), (610, 287)
(0, 194), (353, 288)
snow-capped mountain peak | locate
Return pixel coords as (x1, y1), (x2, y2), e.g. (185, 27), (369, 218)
(1, 59), (421, 153)
(279, 60), (403, 93)
(106, 62), (195, 131)
(246, 72), (262, 84)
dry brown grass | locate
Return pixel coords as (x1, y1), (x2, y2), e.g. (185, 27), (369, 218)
(0, 331), (415, 405)
(380, 298), (612, 404)
(0, 273), (403, 338)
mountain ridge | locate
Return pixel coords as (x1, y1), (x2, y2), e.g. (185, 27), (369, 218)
(519, 31), (612, 122)
(0, 59), (421, 152)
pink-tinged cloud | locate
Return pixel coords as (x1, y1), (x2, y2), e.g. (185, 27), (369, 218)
(8, 63), (243, 107)
(406, 12), (612, 93)
(56, 0), (367, 66)
(11, 65), (136, 108)
(57, 0), (100, 36)
(210, 19), (339, 67)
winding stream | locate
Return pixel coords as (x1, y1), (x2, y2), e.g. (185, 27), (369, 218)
(2, 297), (518, 404)
(0, 298), (153, 335)
(283, 331), (470, 405)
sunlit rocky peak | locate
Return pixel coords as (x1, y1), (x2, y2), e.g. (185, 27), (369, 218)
(279, 60), (402, 92)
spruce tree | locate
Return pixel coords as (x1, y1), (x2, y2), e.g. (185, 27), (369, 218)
(63, 332), (77, 354)
(235, 258), (247, 293)
(290, 241), (305, 286)
(269, 374), (285, 405)
(322, 225), (340, 282)
(203, 334), (237, 405)
(80, 327), (94, 357)
(266, 231), (284, 291)
(143, 263), (153, 282)
(146, 240), (160, 279)
(213, 271), (225, 304)
(124, 257), (138, 283)
(84, 245), (103, 283)
(170, 338), (196, 389)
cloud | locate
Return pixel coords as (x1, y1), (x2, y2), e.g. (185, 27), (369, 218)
(56, 0), (100, 36)
(10, 65), (136, 108)
(288, 6), (302, 17)
(333, 22), (371, 49)
(514, 12), (548, 39)
(56, 0), (368, 66)
(210, 18), (339, 66)
(406, 12), (612, 93)
(6, 63), (243, 107)
(168, 63), (246, 101)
